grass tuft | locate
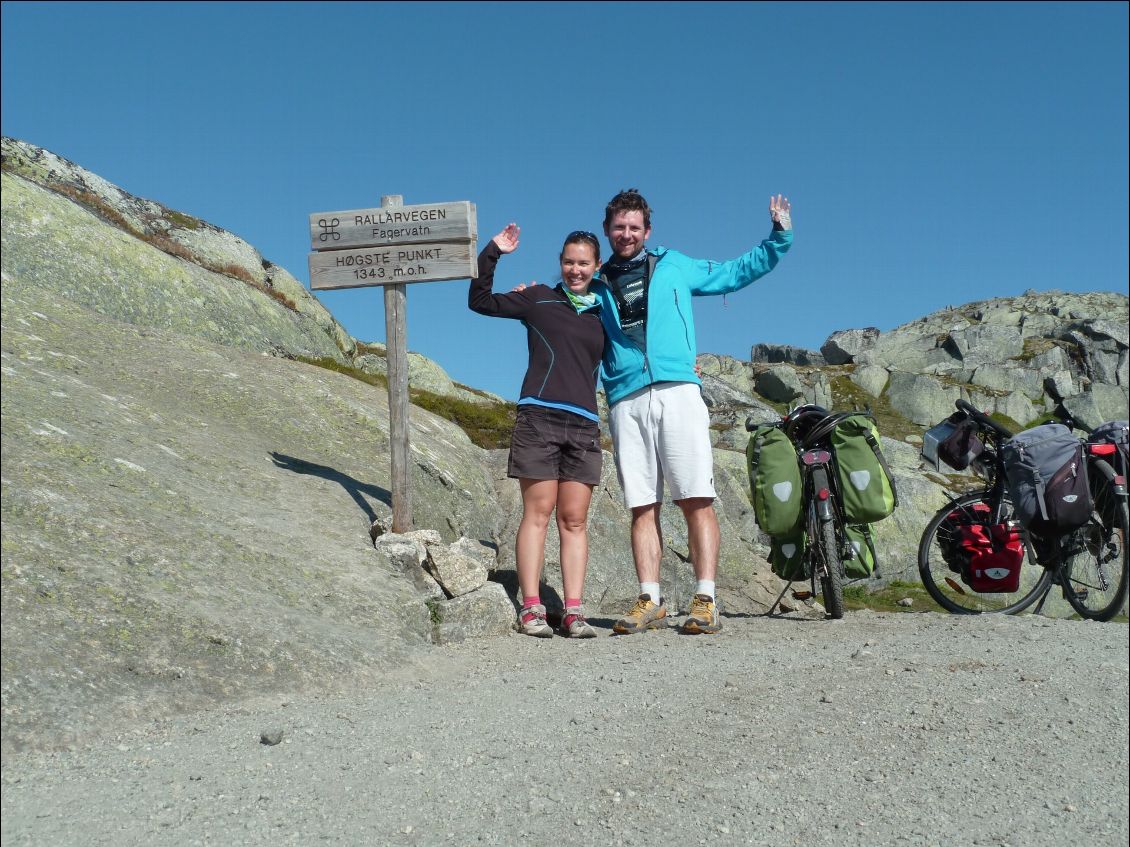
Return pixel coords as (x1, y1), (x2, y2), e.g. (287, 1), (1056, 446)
(408, 388), (516, 450)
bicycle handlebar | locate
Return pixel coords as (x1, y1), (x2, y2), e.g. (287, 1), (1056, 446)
(955, 399), (1014, 440)
(954, 398), (1095, 440)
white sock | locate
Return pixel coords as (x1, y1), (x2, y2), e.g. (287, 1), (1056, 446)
(695, 580), (716, 600)
(640, 582), (661, 604)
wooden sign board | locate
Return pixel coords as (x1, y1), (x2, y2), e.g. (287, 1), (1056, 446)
(309, 201), (476, 251)
(308, 240), (477, 290)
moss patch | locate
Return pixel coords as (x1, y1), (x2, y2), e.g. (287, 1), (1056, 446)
(410, 388), (516, 450)
(166, 210), (202, 231)
(843, 580), (945, 613)
(828, 375), (919, 441)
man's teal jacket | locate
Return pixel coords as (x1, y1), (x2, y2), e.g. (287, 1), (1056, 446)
(593, 228), (793, 405)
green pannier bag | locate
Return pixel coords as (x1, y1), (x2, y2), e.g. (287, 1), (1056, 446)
(843, 524), (878, 579)
(747, 425), (803, 536)
(831, 414), (898, 524)
(769, 528), (808, 581)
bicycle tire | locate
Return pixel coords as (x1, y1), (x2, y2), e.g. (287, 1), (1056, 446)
(918, 490), (1052, 614)
(1059, 459), (1129, 621)
(816, 516), (845, 619)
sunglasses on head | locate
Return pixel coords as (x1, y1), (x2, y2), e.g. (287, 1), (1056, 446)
(567, 230), (599, 243)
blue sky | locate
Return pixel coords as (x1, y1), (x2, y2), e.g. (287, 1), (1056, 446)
(3, 1), (1127, 402)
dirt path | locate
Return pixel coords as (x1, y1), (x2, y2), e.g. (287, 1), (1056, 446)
(3, 610), (1127, 847)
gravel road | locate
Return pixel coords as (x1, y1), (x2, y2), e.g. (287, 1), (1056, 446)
(2, 609), (1127, 847)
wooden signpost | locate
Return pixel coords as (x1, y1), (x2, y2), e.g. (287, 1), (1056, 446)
(308, 195), (477, 532)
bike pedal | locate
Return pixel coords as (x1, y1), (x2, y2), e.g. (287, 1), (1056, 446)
(944, 577), (968, 595)
(791, 590), (813, 600)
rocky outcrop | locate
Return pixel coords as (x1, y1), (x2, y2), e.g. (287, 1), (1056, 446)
(751, 342), (825, 366)
(706, 293), (1128, 448)
(855, 293), (1128, 427)
(1, 137), (356, 361)
(0, 277), (502, 752)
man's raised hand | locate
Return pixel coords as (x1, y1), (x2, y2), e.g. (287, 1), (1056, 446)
(493, 223), (520, 254)
(770, 195), (792, 231)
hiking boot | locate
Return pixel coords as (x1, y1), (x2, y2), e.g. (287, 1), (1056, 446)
(561, 607), (597, 639)
(518, 604), (553, 638)
(612, 594), (668, 634)
(680, 593), (721, 634)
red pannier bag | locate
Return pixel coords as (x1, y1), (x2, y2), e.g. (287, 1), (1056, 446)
(958, 519), (1024, 593)
(941, 504), (1025, 593)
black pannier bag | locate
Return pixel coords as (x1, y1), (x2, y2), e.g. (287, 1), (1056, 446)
(938, 415), (985, 470)
(921, 412), (984, 471)
(1001, 423), (1092, 537)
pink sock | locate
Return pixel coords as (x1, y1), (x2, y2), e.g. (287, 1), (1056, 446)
(564, 599), (584, 626)
(520, 597), (543, 624)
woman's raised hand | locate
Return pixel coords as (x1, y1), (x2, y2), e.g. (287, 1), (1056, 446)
(493, 223), (520, 254)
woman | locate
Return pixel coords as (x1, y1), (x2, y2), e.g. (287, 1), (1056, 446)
(469, 224), (605, 638)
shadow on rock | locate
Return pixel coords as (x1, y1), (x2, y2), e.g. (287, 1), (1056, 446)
(270, 452), (391, 522)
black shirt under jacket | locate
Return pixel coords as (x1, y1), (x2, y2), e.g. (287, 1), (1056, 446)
(469, 240), (605, 416)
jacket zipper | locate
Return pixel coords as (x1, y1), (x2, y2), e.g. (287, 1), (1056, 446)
(673, 290), (691, 349)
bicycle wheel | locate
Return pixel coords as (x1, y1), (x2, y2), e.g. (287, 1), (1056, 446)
(1059, 459), (1129, 621)
(814, 516), (844, 619)
(918, 490), (1051, 614)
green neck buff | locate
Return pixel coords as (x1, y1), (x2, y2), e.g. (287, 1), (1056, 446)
(563, 287), (598, 312)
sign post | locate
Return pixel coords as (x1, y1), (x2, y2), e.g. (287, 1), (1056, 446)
(308, 195), (477, 533)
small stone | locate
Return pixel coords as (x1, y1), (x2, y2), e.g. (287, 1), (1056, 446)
(259, 729), (283, 746)
(897, 598), (914, 607)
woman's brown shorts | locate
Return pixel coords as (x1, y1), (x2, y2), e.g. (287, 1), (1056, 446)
(507, 405), (603, 485)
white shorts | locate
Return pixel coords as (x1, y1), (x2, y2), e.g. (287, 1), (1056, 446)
(609, 381), (716, 509)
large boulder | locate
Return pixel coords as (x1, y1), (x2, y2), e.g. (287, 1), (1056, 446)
(754, 365), (807, 403)
(886, 372), (961, 426)
(820, 327), (879, 365)
(431, 582), (516, 644)
(851, 364), (890, 398)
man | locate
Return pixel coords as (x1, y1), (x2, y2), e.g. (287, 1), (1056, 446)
(593, 189), (793, 634)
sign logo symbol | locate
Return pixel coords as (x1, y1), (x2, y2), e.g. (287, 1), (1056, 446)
(318, 217), (341, 242)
